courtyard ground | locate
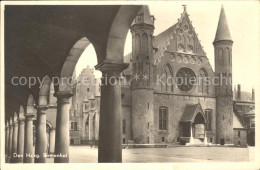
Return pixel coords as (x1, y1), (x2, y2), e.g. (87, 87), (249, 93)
(46, 145), (255, 163)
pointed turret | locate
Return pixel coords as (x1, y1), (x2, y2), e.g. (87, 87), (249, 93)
(131, 5), (155, 144)
(214, 5), (234, 145)
(132, 5), (155, 26)
(214, 6), (232, 43)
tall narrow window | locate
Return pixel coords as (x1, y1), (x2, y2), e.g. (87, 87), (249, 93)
(199, 69), (208, 94)
(142, 33), (148, 54)
(238, 131), (240, 137)
(135, 34), (141, 55)
(161, 64), (173, 92)
(70, 122), (74, 130)
(123, 119), (126, 134)
(159, 107), (168, 130)
(205, 109), (212, 131)
(74, 122), (78, 131)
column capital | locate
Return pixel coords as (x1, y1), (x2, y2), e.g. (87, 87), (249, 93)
(18, 118), (26, 122)
(24, 113), (36, 120)
(95, 60), (129, 74)
(54, 91), (73, 104)
(35, 105), (49, 114)
(54, 91), (73, 98)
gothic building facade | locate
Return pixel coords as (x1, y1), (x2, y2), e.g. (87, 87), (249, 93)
(69, 6), (251, 146)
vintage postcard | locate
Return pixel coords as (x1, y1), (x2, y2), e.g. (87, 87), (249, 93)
(0, 1), (259, 170)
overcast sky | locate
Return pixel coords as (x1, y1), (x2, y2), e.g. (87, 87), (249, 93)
(76, 1), (259, 92)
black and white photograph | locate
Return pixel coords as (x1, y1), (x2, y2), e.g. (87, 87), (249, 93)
(0, 1), (259, 170)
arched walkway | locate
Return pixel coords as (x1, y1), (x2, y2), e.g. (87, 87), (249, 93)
(5, 5), (142, 163)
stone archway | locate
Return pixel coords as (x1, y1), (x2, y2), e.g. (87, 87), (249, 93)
(193, 112), (206, 139)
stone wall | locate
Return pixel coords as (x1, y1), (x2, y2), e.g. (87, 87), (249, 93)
(233, 129), (247, 147)
(153, 94), (216, 143)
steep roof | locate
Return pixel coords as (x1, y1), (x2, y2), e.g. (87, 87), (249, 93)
(214, 6), (232, 43)
(180, 103), (206, 123)
(233, 113), (244, 129)
(152, 6), (206, 64)
(233, 91), (253, 102)
(132, 5), (154, 26)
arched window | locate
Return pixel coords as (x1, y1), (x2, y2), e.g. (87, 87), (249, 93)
(159, 107), (168, 130)
(225, 47), (230, 66)
(142, 33), (148, 54)
(161, 64), (173, 92)
(199, 69), (208, 94)
(135, 34), (141, 55)
(218, 48), (223, 65)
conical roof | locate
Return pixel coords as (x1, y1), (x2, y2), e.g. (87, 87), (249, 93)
(214, 6), (232, 43)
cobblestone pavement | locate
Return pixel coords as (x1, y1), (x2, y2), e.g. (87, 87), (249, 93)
(46, 146), (255, 163)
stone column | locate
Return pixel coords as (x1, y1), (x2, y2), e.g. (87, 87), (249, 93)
(204, 124), (207, 145)
(190, 123), (194, 144)
(54, 92), (73, 163)
(11, 119), (18, 163)
(49, 128), (56, 154)
(23, 114), (35, 163)
(8, 120), (13, 161)
(95, 61), (129, 163)
(17, 117), (25, 162)
(5, 123), (10, 157)
(34, 105), (48, 163)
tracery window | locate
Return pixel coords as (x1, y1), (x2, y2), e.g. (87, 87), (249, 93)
(176, 67), (196, 91)
(161, 64), (173, 92)
(199, 68), (209, 94)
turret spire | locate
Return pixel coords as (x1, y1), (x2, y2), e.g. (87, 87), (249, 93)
(133, 5), (154, 26)
(214, 6), (232, 43)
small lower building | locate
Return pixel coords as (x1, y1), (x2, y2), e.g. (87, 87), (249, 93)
(233, 113), (247, 147)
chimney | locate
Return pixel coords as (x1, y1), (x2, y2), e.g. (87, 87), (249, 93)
(237, 84), (241, 100)
(252, 88), (255, 101)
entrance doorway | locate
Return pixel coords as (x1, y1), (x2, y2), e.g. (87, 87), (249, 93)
(70, 138), (75, 145)
(193, 112), (205, 138)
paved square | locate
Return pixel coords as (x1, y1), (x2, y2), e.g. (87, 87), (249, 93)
(46, 146), (255, 163)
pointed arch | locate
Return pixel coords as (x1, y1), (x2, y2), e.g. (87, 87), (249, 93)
(161, 64), (174, 92)
(49, 82), (57, 105)
(13, 112), (18, 123)
(193, 112), (206, 124)
(27, 94), (35, 115)
(19, 105), (25, 119)
(38, 76), (51, 106)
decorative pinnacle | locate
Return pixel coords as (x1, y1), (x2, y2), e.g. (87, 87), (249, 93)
(182, 5), (187, 13)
